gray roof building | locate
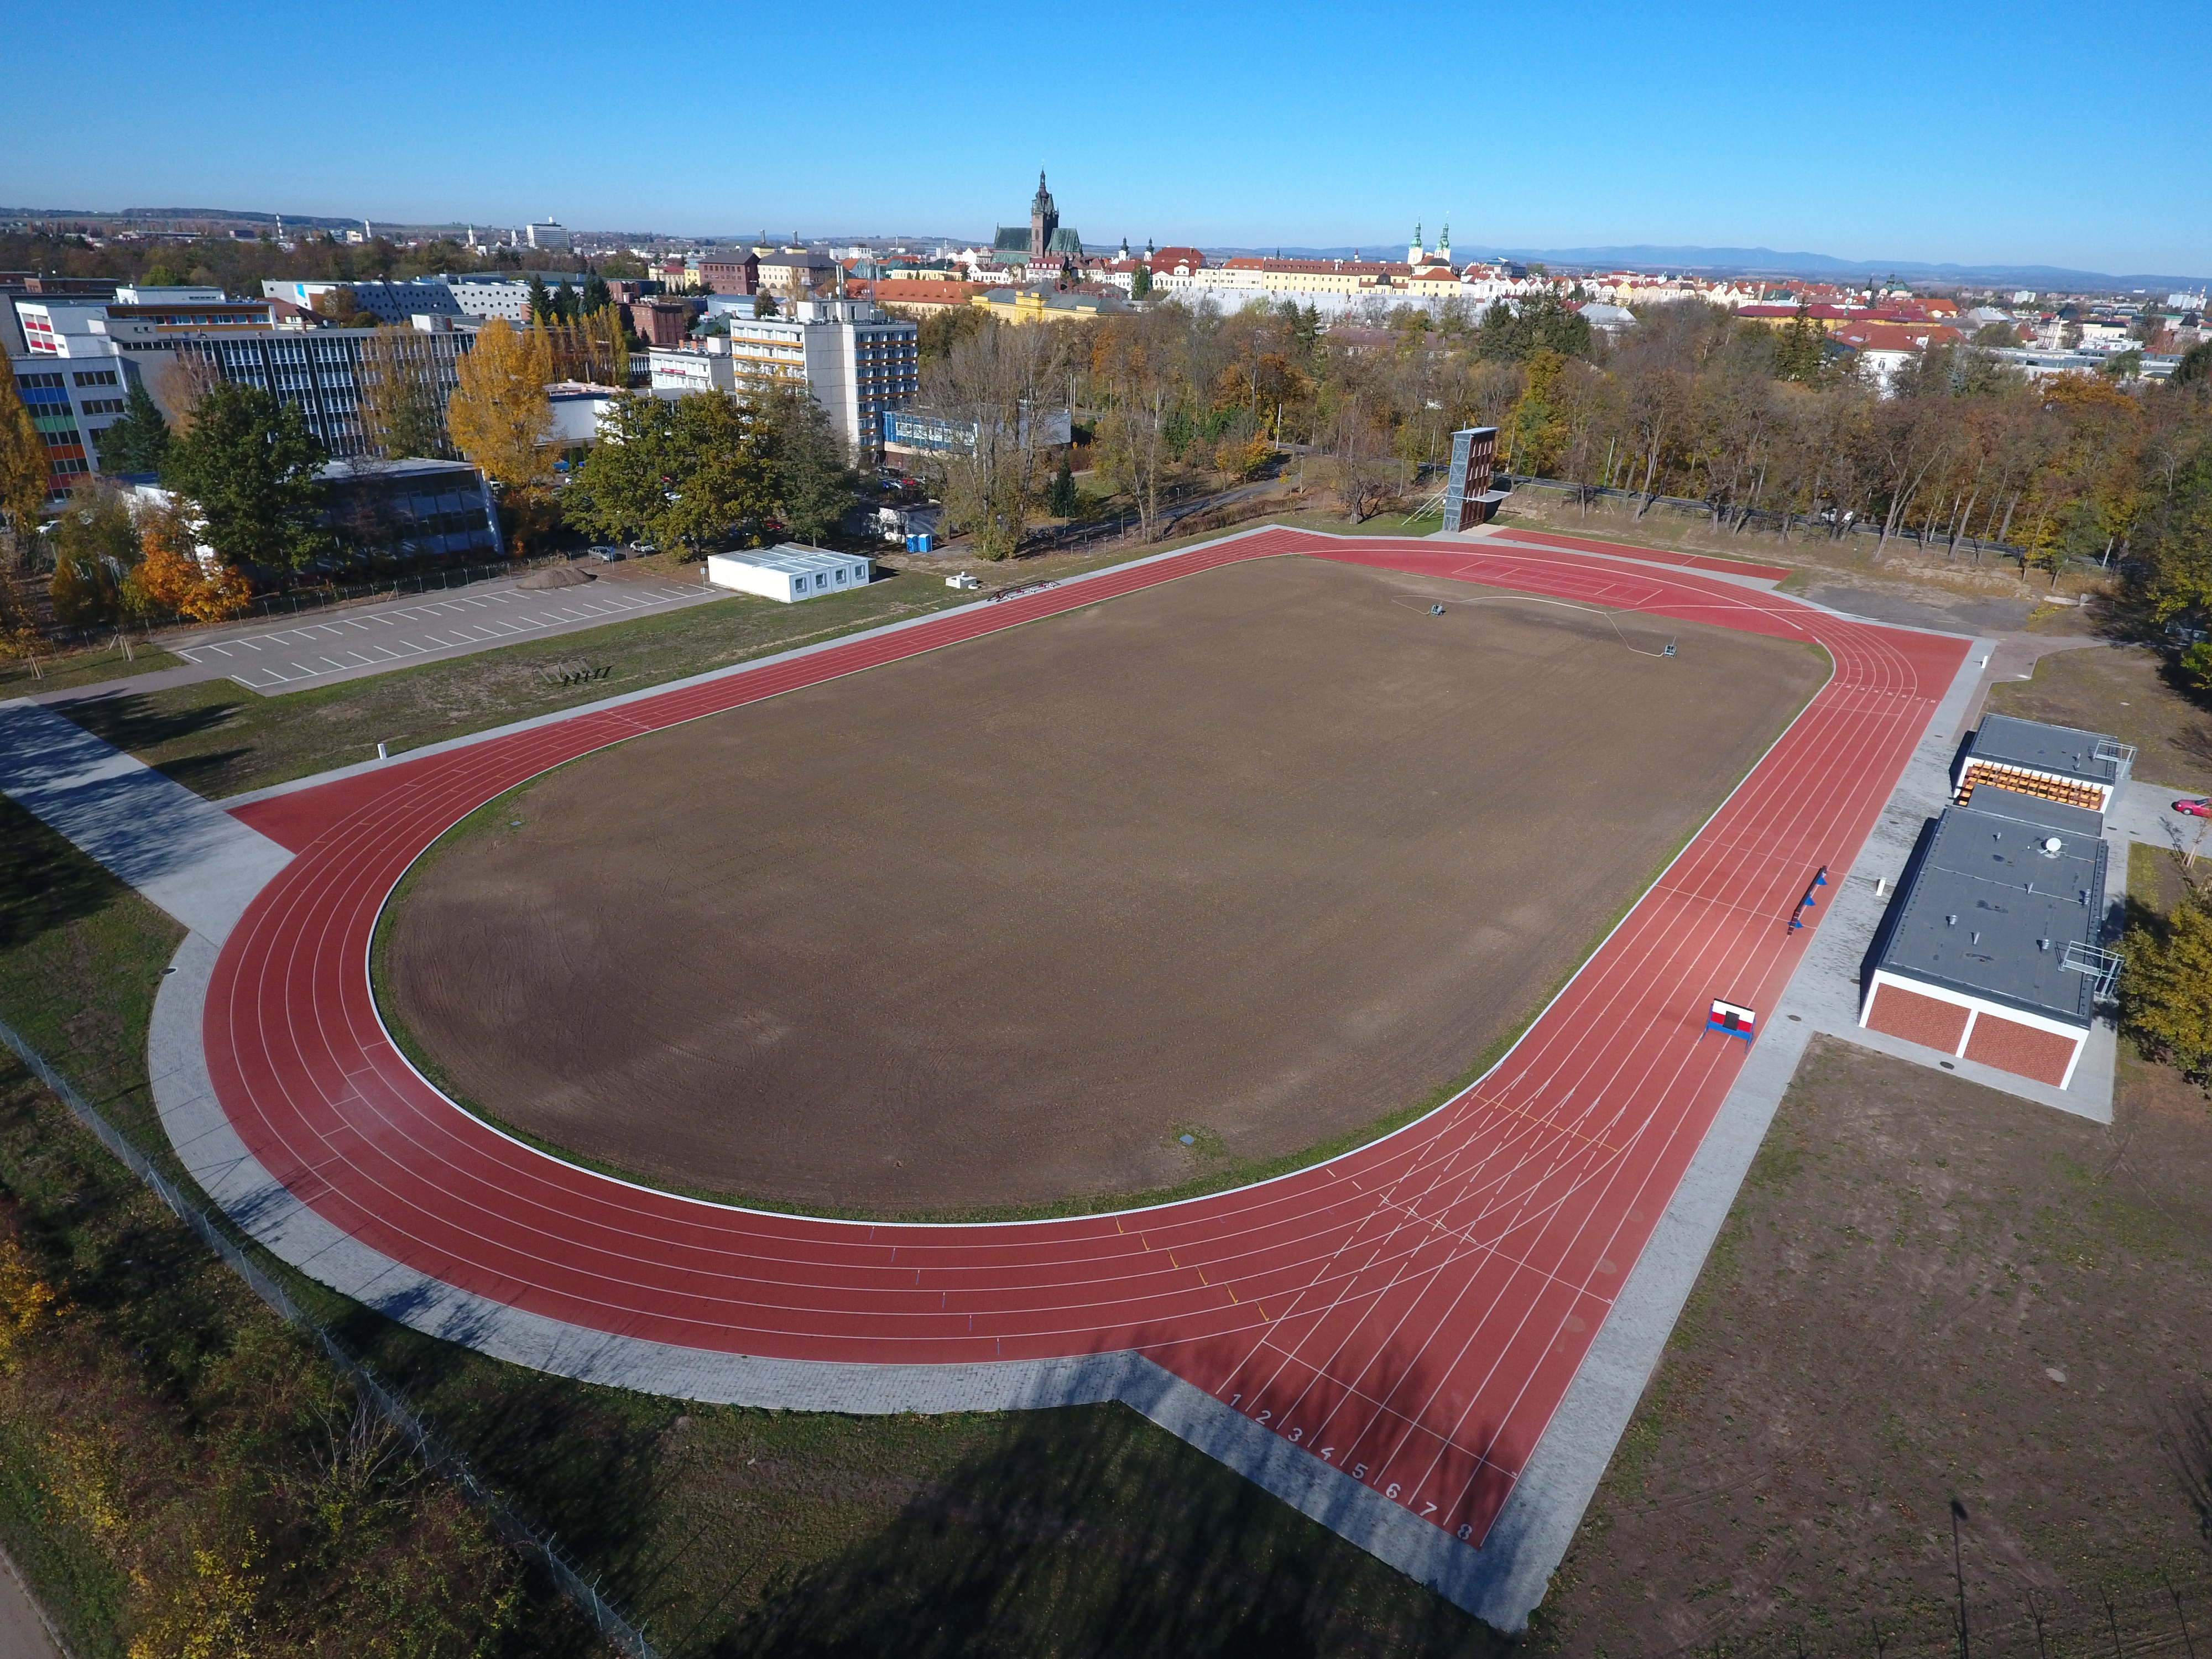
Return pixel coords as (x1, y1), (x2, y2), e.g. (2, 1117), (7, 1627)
(1955, 713), (2133, 814)
(1873, 796), (2108, 1029)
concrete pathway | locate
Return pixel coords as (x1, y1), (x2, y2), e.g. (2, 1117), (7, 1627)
(0, 701), (291, 946)
(0, 1547), (65, 1658)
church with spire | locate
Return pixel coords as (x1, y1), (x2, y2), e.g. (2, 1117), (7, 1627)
(992, 170), (1086, 274)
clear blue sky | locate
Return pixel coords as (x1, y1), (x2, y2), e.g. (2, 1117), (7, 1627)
(7, 0), (2204, 278)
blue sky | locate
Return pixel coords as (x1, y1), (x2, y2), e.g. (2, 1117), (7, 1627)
(7, 0), (2205, 277)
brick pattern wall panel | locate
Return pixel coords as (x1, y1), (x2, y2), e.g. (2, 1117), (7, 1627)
(1865, 982), (1972, 1054)
(1962, 1012), (2078, 1087)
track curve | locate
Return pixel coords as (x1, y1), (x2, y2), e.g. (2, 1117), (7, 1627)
(208, 529), (1967, 1550)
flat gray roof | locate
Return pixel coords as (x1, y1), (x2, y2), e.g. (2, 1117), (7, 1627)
(1875, 794), (2107, 1027)
(1965, 713), (2125, 786)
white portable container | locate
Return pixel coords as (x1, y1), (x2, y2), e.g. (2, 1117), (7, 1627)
(705, 545), (872, 603)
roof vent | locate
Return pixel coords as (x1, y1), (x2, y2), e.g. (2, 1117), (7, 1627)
(2041, 837), (2064, 856)
(2038, 938), (2052, 951)
(1947, 914), (1959, 926)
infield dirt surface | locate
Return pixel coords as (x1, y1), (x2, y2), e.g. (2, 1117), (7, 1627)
(382, 554), (1826, 1213)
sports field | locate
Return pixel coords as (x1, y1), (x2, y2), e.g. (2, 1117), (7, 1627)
(382, 555), (1824, 1213)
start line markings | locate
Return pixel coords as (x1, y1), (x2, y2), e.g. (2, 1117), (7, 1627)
(175, 578), (723, 692)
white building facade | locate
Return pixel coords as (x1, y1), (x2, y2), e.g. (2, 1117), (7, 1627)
(655, 294), (917, 453)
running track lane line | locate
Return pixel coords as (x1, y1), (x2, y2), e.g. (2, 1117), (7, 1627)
(202, 528), (1965, 1554)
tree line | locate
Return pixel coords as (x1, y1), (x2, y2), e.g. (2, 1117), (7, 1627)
(1037, 293), (2211, 618)
(0, 314), (863, 641)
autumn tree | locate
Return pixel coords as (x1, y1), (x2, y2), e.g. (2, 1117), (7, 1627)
(123, 507), (253, 622)
(160, 382), (328, 572)
(46, 482), (140, 625)
(0, 354), (47, 566)
(921, 317), (1070, 559)
(446, 319), (554, 548)
(2124, 872), (2212, 1087)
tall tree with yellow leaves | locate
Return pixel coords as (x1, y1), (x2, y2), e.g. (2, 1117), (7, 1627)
(0, 354), (49, 566)
(446, 319), (555, 550)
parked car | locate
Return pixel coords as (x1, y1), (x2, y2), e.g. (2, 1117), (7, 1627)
(588, 546), (625, 562)
(2175, 797), (2212, 819)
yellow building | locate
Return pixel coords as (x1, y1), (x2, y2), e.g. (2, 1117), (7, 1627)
(970, 286), (1121, 325)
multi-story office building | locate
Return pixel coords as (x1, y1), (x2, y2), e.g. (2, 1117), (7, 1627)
(7, 351), (133, 500)
(525, 220), (570, 252)
(657, 293), (918, 454)
(179, 324), (471, 458)
(260, 278), (464, 324)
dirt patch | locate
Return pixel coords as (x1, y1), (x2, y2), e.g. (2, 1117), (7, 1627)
(1986, 644), (2212, 795)
(381, 555), (1824, 1214)
(1537, 1035), (2212, 1657)
(516, 565), (598, 590)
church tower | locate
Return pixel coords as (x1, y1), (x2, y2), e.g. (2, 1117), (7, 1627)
(1437, 220), (1451, 263)
(1031, 170), (1059, 260)
(1409, 221), (1423, 264)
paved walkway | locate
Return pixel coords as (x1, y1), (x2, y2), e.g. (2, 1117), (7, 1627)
(0, 701), (291, 945)
(0, 1547), (64, 1658)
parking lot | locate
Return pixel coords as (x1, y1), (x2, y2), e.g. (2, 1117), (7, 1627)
(174, 572), (728, 693)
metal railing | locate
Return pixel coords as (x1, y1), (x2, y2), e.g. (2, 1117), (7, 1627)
(0, 1016), (660, 1659)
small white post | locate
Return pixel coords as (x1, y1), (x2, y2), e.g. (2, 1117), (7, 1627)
(377, 742), (388, 760)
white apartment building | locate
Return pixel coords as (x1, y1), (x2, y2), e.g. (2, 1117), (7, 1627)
(526, 220), (571, 252)
(650, 294), (918, 453)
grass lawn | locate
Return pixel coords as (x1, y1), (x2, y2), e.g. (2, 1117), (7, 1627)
(1532, 1030), (2212, 1657)
(0, 640), (187, 697)
(1985, 644), (2212, 795)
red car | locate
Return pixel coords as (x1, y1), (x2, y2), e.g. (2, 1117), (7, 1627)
(2177, 798), (2212, 818)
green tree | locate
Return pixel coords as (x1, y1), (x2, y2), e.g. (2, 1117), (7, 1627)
(581, 273), (612, 315)
(160, 382), (329, 572)
(98, 381), (173, 474)
(1775, 307), (1829, 383)
(2124, 885), (2212, 1087)
(1471, 290), (1593, 364)
(2176, 341), (2212, 386)
(662, 392), (776, 551)
(1130, 263), (1152, 300)
(565, 390), (776, 554)
(754, 383), (859, 544)
(526, 274), (551, 325)
(2180, 641), (2212, 698)
(1972, 320), (2021, 348)
(1046, 456), (1078, 516)
(564, 393), (677, 546)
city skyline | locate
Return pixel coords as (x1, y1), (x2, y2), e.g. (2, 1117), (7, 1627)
(6, 0), (2203, 277)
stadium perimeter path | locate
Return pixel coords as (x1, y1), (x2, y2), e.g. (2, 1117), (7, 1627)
(0, 529), (1973, 1630)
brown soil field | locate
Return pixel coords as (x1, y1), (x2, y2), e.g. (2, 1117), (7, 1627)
(1537, 1033), (2212, 1658)
(380, 555), (1825, 1214)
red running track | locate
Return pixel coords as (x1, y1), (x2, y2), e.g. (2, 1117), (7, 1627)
(1478, 525), (1796, 583)
(210, 529), (1964, 1549)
